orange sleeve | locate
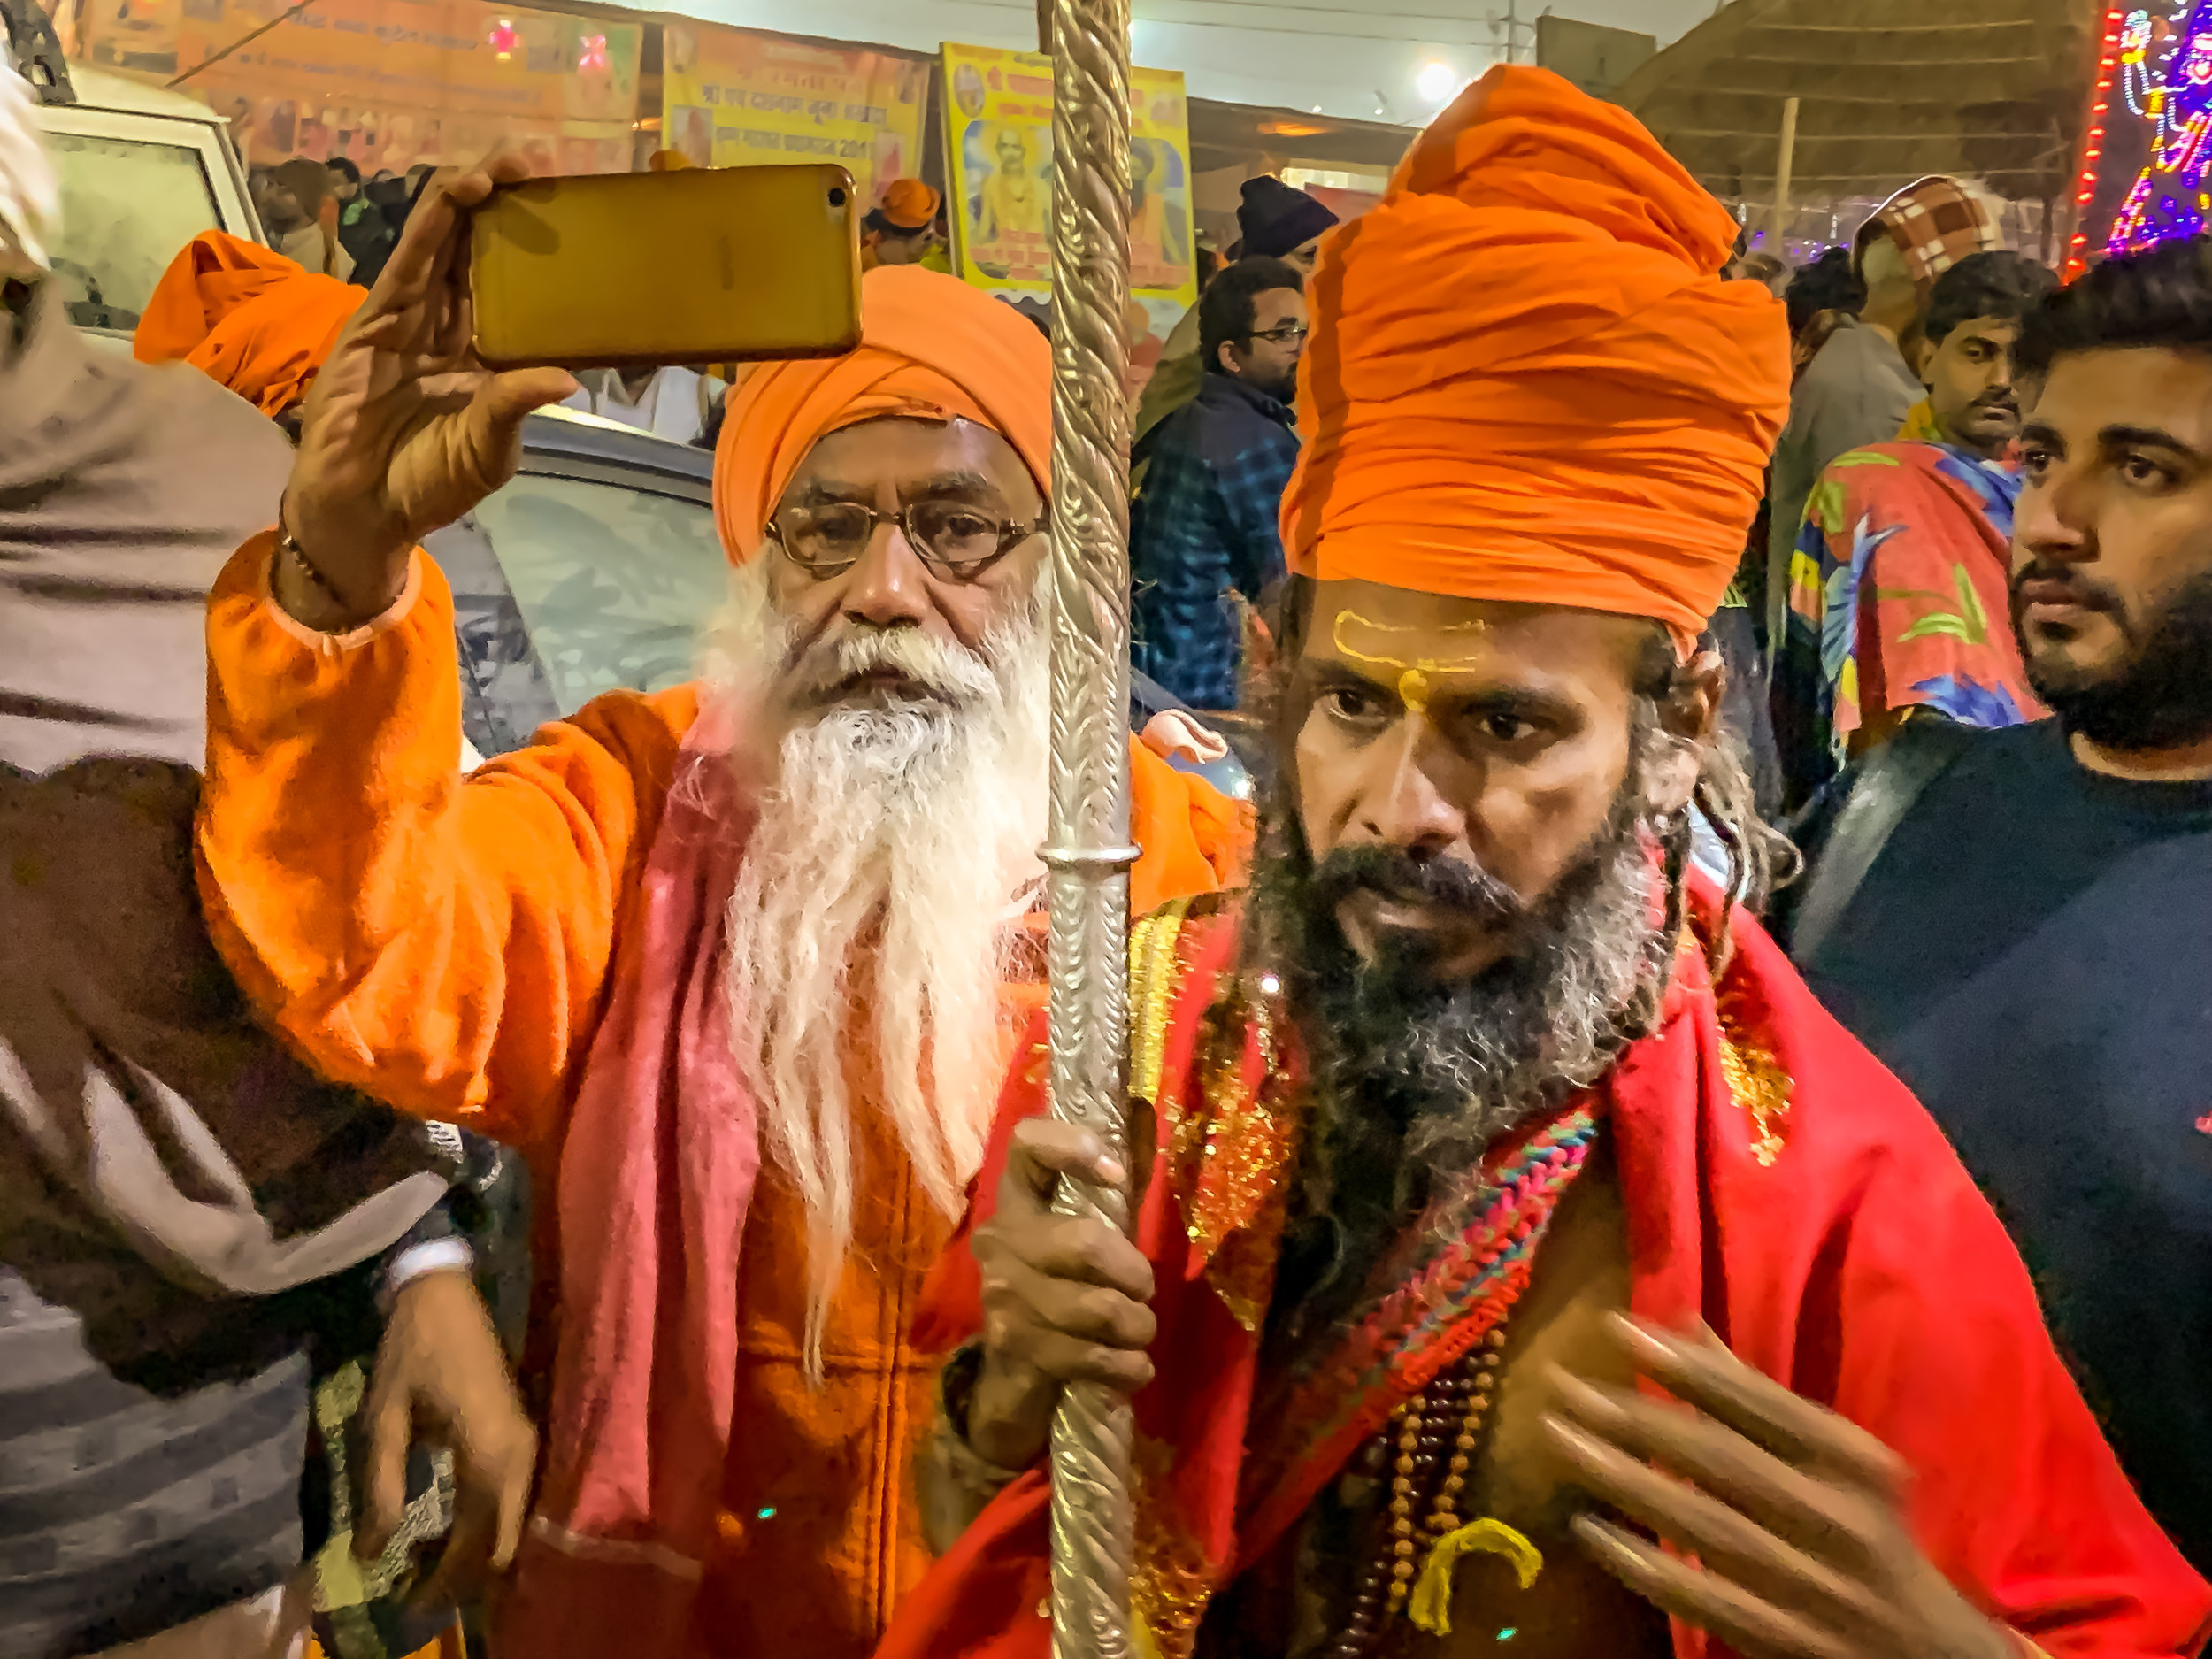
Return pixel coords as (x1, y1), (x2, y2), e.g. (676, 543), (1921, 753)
(1126, 738), (1255, 917)
(196, 534), (697, 1146)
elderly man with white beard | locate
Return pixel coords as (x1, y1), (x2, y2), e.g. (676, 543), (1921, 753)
(190, 156), (1249, 1659)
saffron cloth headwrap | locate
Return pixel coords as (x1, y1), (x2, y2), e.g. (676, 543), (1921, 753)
(712, 264), (1052, 564)
(1280, 65), (1792, 649)
(133, 231), (365, 419)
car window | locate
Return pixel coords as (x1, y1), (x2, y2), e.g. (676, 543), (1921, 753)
(44, 132), (224, 328)
(471, 472), (725, 714)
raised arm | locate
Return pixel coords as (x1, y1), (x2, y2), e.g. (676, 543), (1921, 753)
(194, 152), (656, 1146)
(198, 539), (690, 1143)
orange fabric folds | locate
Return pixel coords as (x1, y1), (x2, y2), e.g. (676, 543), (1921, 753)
(134, 230), (363, 418)
(1281, 66), (1792, 644)
(713, 265), (1051, 562)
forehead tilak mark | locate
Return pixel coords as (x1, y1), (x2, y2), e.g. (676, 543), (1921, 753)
(1330, 611), (1492, 716)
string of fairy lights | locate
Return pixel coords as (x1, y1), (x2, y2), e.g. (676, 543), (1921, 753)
(2071, 0), (2212, 276)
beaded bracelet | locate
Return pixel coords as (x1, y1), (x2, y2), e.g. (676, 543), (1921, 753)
(274, 503), (353, 615)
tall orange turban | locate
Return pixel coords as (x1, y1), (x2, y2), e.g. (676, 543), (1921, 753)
(712, 265), (1051, 563)
(1280, 65), (1791, 648)
(134, 231), (364, 419)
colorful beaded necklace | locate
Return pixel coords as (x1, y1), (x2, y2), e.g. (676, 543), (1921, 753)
(1238, 1104), (1602, 1559)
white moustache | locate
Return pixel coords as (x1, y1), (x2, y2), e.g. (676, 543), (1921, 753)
(786, 625), (999, 711)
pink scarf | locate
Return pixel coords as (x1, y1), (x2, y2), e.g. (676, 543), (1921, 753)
(497, 712), (758, 1658)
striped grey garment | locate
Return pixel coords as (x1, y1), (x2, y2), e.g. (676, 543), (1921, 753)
(0, 760), (458, 1657)
(0, 1271), (309, 1659)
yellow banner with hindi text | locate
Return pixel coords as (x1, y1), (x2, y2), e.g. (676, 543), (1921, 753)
(660, 24), (928, 211)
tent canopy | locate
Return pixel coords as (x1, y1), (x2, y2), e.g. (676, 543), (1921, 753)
(1614, 0), (2095, 204)
(1186, 99), (1412, 178)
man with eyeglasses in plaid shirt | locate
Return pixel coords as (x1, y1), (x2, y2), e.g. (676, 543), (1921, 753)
(1131, 256), (1308, 710)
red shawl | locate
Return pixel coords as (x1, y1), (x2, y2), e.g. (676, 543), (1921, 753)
(881, 889), (2212, 1659)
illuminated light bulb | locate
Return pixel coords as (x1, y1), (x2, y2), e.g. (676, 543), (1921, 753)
(1416, 60), (1460, 104)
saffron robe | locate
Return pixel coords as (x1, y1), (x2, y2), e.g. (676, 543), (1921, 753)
(881, 893), (2212, 1659)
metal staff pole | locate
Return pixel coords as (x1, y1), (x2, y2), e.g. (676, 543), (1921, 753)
(1037, 0), (1137, 1643)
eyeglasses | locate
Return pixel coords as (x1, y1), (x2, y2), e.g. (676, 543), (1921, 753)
(1246, 322), (1310, 346)
(764, 499), (1047, 579)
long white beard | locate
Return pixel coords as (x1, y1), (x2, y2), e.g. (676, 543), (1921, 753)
(707, 563), (1049, 1372)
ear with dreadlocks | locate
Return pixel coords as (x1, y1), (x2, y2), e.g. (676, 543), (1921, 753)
(1622, 626), (1797, 978)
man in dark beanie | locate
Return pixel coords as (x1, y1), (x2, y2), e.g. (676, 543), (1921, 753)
(1133, 173), (1340, 442)
(1235, 173), (1339, 268)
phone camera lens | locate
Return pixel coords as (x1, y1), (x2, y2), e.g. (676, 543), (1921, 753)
(828, 187), (849, 208)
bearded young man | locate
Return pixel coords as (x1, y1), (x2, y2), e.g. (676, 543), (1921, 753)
(189, 159), (1247, 1659)
(1786, 234), (2212, 1578)
(876, 70), (2212, 1659)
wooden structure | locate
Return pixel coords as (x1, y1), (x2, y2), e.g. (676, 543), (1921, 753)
(1614, 0), (2098, 249)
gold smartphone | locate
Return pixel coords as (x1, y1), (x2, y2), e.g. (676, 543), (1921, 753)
(470, 163), (862, 371)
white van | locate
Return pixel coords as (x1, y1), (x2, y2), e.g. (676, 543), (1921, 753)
(28, 61), (262, 342)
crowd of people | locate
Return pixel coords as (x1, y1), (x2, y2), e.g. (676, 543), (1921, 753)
(2, 43), (2209, 1659)
(245, 154), (431, 289)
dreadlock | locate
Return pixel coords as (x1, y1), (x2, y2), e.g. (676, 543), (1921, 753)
(1622, 626), (1797, 980)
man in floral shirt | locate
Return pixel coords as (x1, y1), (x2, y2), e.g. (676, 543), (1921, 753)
(1773, 251), (2057, 808)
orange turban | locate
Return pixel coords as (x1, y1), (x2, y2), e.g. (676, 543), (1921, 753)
(134, 231), (364, 418)
(1280, 65), (1791, 648)
(875, 177), (941, 231)
(712, 265), (1051, 563)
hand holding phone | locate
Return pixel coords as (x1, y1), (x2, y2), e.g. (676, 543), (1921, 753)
(279, 151), (577, 634)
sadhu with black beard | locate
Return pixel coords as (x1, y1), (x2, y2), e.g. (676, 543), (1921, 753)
(884, 67), (2212, 1659)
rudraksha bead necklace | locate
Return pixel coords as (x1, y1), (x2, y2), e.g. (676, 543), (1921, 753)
(1327, 1322), (1511, 1659)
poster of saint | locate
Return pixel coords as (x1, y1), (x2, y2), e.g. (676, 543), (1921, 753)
(939, 41), (1197, 306)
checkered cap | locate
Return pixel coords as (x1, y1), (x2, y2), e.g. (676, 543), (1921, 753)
(1854, 175), (2002, 293)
